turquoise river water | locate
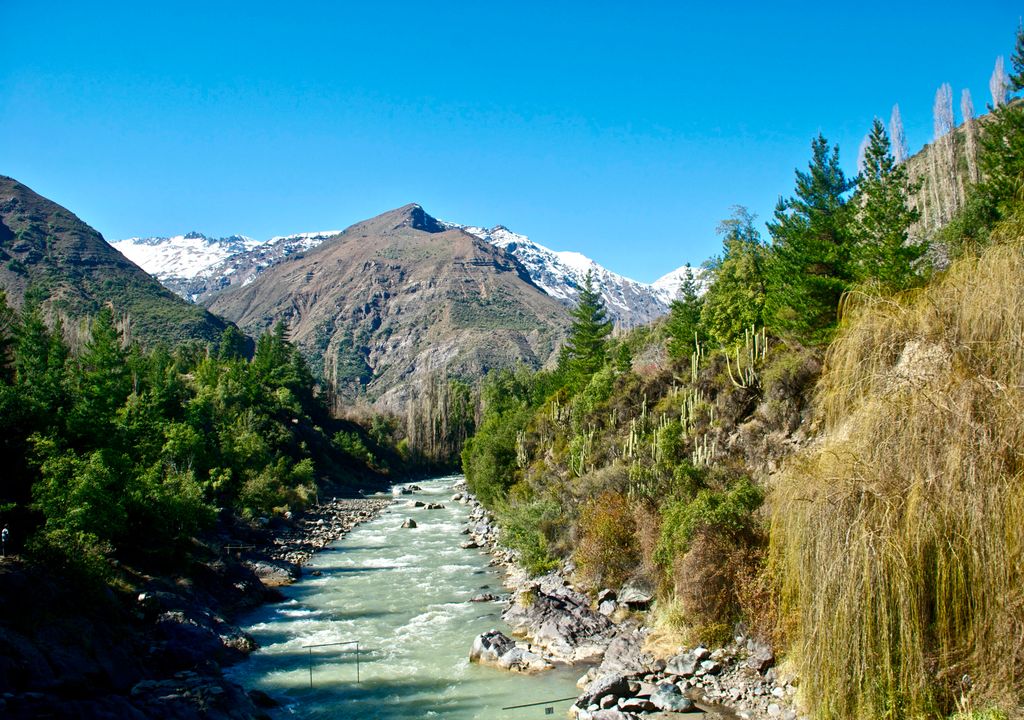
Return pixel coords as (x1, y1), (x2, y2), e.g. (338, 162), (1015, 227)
(226, 476), (583, 719)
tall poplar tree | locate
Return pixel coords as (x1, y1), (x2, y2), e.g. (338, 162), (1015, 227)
(765, 134), (856, 342)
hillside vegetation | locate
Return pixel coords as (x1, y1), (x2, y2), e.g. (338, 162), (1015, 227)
(0, 176), (230, 347)
(0, 304), (399, 581)
(462, 25), (1024, 720)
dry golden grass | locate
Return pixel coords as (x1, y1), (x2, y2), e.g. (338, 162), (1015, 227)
(770, 236), (1024, 719)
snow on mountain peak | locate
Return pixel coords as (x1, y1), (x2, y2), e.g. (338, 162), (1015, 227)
(113, 213), (700, 328)
(444, 221), (686, 327)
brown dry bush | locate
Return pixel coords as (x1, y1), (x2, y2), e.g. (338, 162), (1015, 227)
(574, 490), (640, 591)
(669, 527), (766, 647)
(770, 237), (1024, 719)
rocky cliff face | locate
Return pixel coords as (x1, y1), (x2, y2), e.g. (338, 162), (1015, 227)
(206, 204), (570, 412)
(0, 176), (229, 346)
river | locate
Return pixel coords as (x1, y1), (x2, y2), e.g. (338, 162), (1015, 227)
(226, 476), (583, 719)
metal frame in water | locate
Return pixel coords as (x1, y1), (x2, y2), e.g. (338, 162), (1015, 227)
(302, 640), (361, 687)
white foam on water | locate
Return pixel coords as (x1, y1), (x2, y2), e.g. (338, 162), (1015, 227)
(227, 476), (583, 719)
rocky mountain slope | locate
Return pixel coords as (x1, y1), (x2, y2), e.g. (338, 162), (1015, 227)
(445, 223), (701, 328)
(113, 219), (701, 328)
(205, 204), (570, 411)
(0, 176), (229, 345)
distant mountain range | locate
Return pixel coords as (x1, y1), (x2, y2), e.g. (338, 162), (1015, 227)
(112, 215), (701, 328)
(201, 204), (571, 411)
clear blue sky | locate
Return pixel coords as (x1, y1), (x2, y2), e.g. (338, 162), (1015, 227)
(1, 2), (1020, 283)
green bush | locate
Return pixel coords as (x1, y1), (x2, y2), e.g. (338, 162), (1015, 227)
(497, 499), (561, 576)
(655, 475), (762, 568)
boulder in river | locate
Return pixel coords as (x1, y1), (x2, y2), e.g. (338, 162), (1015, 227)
(460, 540), (480, 549)
(401, 518), (417, 529)
(502, 574), (616, 663)
(469, 630), (552, 673)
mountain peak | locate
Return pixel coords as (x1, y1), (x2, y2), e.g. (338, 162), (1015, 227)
(391, 203), (445, 233)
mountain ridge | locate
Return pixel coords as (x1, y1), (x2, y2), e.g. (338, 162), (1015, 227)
(0, 175), (230, 346)
(112, 207), (703, 327)
(203, 204), (570, 413)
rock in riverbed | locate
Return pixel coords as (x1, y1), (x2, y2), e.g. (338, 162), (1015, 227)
(469, 630), (552, 673)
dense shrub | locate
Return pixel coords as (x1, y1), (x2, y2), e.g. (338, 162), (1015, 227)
(574, 491), (639, 590)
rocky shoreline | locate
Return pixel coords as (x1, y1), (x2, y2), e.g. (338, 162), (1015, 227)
(0, 493), (394, 720)
(460, 486), (807, 720)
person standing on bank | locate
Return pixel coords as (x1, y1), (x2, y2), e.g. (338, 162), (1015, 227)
(1, 525), (8, 557)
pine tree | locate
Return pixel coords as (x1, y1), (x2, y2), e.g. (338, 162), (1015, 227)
(666, 265), (704, 358)
(968, 26), (1024, 239)
(700, 207), (768, 346)
(1013, 22), (1024, 92)
(558, 271), (612, 388)
(852, 118), (925, 291)
(765, 134), (856, 342)
(218, 325), (249, 361)
(69, 307), (130, 445)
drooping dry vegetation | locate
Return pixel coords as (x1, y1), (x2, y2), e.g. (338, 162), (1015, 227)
(771, 235), (1024, 719)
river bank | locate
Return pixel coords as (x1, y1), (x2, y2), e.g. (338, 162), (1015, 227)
(0, 493), (394, 720)
(461, 492), (807, 720)
(226, 476), (585, 719)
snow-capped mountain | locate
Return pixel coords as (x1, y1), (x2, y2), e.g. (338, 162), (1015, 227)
(111, 232), (261, 284)
(652, 263), (706, 304)
(112, 230), (340, 302)
(111, 213), (701, 327)
(445, 223), (702, 328)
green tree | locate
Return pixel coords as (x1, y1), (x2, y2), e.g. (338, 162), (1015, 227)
(852, 118), (925, 291)
(0, 290), (14, 382)
(700, 208), (768, 346)
(69, 307), (130, 444)
(765, 134), (856, 343)
(558, 271), (613, 389)
(666, 265), (705, 359)
(941, 25), (1024, 252)
(218, 324), (249, 361)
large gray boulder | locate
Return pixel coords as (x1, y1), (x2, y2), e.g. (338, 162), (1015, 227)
(594, 624), (654, 677)
(469, 630), (515, 665)
(577, 673), (631, 708)
(650, 682), (695, 712)
(469, 630), (551, 673)
(617, 584), (654, 610)
(502, 576), (616, 663)
(665, 651), (699, 678)
(746, 638), (776, 673)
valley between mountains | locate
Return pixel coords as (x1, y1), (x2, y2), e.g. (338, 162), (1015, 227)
(3, 22), (1024, 720)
